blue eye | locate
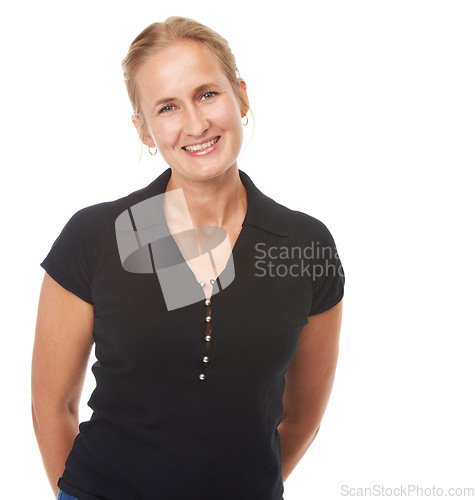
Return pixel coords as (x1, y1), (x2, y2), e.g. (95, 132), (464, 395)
(159, 104), (175, 114)
(202, 91), (218, 100)
(158, 91), (218, 115)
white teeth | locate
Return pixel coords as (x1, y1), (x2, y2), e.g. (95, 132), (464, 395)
(184, 136), (219, 152)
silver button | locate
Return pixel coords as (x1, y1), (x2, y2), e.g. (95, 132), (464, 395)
(199, 373), (206, 380)
(204, 299), (211, 306)
(199, 281), (206, 288)
(210, 279), (216, 285)
(205, 335), (211, 342)
(203, 356), (209, 363)
(205, 316), (212, 322)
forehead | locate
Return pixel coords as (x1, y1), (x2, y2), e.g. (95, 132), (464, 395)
(136, 41), (228, 106)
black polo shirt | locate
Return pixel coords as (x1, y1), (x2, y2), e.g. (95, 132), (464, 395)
(40, 167), (345, 500)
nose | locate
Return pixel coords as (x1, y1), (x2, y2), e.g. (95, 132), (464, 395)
(183, 105), (209, 138)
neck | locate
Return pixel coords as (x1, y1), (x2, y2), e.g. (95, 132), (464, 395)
(164, 165), (247, 229)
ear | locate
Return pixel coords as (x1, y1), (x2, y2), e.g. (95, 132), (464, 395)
(238, 79), (250, 118)
(131, 114), (156, 148)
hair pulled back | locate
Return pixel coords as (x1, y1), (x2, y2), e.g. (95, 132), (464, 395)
(122, 16), (250, 120)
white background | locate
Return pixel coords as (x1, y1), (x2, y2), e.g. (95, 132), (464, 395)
(2, 0), (474, 499)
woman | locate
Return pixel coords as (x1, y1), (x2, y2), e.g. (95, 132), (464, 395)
(32, 16), (344, 500)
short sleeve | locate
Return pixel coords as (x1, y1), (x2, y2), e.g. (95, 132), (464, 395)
(40, 208), (96, 305)
(308, 220), (345, 316)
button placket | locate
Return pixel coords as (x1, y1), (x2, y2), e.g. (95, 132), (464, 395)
(198, 279), (216, 381)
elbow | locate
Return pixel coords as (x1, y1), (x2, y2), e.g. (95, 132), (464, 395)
(31, 400), (38, 425)
(313, 424), (321, 440)
(280, 417), (321, 440)
(31, 396), (78, 421)
(305, 422), (320, 441)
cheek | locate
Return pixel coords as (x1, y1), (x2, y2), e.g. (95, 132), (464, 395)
(212, 102), (242, 132)
(152, 120), (181, 148)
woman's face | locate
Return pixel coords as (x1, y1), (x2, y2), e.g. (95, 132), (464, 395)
(134, 40), (247, 182)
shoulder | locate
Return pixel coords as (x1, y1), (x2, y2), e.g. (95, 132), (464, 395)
(274, 199), (339, 248)
(62, 179), (160, 238)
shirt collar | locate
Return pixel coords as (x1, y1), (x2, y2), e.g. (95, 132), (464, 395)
(150, 167), (289, 238)
(238, 169), (289, 237)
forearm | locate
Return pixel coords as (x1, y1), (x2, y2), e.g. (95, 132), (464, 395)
(277, 419), (320, 483)
(31, 403), (79, 498)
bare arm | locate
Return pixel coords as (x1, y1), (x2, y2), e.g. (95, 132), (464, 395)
(277, 299), (343, 482)
(31, 272), (94, 498)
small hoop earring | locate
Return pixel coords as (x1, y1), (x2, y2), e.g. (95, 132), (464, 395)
(148, 146), (158, 156)
(242, 115), (248, 126)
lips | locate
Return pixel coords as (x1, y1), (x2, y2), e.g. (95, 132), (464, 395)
(182, 136), (220, 152)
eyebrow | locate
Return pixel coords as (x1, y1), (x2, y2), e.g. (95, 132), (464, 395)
(153, 83), (222, 109)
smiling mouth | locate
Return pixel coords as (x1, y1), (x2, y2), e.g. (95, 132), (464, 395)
(182, 136), (220, 152)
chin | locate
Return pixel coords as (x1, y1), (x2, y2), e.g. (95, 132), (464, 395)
(175, 161), (236, 182)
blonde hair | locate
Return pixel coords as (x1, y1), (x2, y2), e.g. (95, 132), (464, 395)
(122, 16), (250, 121)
